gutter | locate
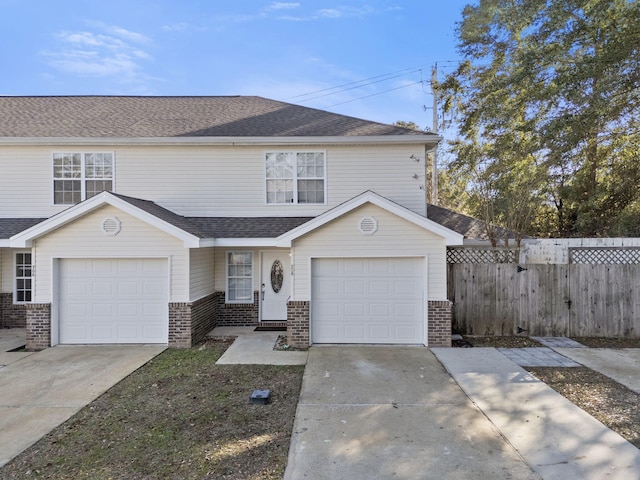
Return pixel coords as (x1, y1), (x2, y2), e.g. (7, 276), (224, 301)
(0, 135), (442, 147)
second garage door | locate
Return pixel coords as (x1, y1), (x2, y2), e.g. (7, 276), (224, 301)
(58, 258), (168, 344)
(311, 257), (425, 344)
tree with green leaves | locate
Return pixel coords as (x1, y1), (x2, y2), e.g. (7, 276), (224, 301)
(438, 0), (640, 238)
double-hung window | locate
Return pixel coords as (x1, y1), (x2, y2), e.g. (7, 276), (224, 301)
(226, 252), (253, 303)
(265, 151), (326, 204)
(53, 152), (114, 205)
(15, 253), (32, 303)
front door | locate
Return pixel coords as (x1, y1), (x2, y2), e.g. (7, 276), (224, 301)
(260, 251), (290, 321)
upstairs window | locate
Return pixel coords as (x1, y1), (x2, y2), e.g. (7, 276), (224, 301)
(265, 151), (325, 204)
(15, 253), (32, 303)
(53, 152), (114, 205)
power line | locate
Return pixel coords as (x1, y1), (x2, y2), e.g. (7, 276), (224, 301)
(324, 80), (425, 107)
(286, 67), (423, 102)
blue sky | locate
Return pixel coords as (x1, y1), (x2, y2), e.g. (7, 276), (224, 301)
(0, 1), (468, 129)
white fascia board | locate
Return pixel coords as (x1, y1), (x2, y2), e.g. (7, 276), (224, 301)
(10, 192), (200, 248)
(212, 238), (278, 247)
(0, 135), (442, 147)
(277, 191), (464, 247)
(0, 240), (10, 247)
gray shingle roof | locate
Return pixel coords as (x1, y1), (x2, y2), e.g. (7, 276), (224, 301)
(0, 218), (47, 239)
(427, 203), (524, 240)
(112, 193), (313, 238)
(0, 195), (313, 241)
(0, 96), (437, 138)
(187, 217), (313, 238)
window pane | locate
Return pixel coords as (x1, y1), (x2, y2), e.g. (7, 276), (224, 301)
(86, 180), (112, 198)
(298, 179), (324, 203)
(54, 179), (81, 205)
(227, 252), (252, 302)
(266, 179), (294, 204)
(15, 253), (32, 303)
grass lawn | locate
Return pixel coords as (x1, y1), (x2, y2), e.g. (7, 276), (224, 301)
(1, 339), (304, 479)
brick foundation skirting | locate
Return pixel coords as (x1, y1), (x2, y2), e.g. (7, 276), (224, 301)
(25, 303), (51, 351)
(287, 301), (309, 348)
(215, 291), (259, 326)
(190, 293), (218, 346)
(168, 294), (217, 349)
(0, 293), (27, 328)
(428, 300), (453, 347)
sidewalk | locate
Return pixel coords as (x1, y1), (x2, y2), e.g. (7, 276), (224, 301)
(433, 347), (640, 480)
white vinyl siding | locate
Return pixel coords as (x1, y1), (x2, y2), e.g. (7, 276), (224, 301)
(0, 249), (10, 293)
(32, 205), (188, 303)
(291, 203), (448, 300)
(189, 247), (215, 301)
(0, 144), (427, 218)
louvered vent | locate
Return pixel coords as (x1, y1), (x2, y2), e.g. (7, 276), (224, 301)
(102, 217), (121, 236)
(359, 216), (378, 235)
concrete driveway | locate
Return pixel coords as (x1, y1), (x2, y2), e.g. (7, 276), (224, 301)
(0, 342), (165, 467)
(285, 346), (538, 480)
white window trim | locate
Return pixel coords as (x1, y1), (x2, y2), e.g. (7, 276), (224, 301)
(264, 150), (327, 205)
(52, 151), (116, 206)
(225, 251), (254, 304)
(14, 251), (33, 304)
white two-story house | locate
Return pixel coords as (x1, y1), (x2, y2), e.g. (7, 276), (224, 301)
(0, 96), (462, 350)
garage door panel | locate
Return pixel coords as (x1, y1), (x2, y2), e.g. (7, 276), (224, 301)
(370, 325), (391, 339)
(344, 280), (365, 294)
(344, 302), (365, 316)
(312, 258), (424, 344)
(59, 259), (168, 344)
(344, 325), (365, 340)
(370, 303), (390, 316)
(370, 280), (390, 295)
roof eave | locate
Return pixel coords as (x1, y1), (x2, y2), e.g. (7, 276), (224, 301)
(10, 192), (201, 248)
(277, 191), (464, 247)
(0, 135), (442, 146)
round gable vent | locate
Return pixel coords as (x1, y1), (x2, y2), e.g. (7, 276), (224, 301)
(359, 216), (378, 235)
(102, 216), (121, 236)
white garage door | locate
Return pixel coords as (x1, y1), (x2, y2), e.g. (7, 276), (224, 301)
(59, 258), (168, 344)
(311, 257), (425, 344)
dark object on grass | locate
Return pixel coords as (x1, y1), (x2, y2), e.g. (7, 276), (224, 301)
(250, 389), (271, 405)
(517, 326), (528, 334)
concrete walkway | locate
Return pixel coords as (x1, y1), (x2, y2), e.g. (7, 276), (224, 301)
(434, 348), (640, 480)
(210, 326), (308, 365)
(285, 346), (538, 480)
(0, 339), (165, 467)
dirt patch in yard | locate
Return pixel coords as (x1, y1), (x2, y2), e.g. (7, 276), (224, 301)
(454, 335), (543, 348)
(527, 366), (640, 449)
(0, 338), (305, 479)
(570, 337), (640, 348)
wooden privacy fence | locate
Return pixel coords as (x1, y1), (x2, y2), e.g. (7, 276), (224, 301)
(448, 262), (640, 337)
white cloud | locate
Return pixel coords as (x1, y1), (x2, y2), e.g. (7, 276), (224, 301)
(42, 25), (153, 82)
(316, 9), (342, 18)
(266, 2), (300, 10)
(162, 22), (189, 32)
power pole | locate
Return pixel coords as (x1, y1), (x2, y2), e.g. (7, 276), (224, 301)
(431, 64), (439, 205)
